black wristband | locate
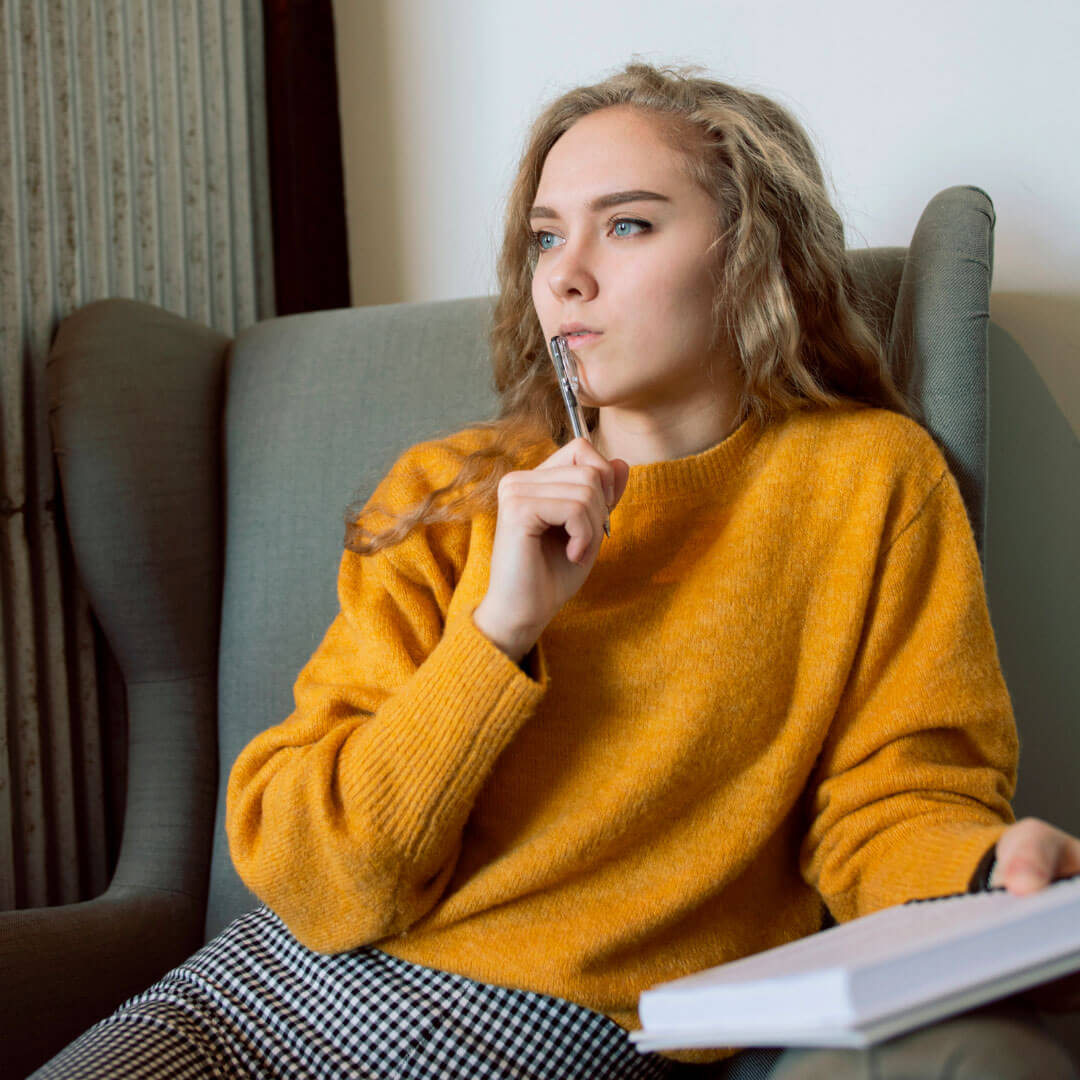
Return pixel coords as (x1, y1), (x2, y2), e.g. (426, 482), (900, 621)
(518, 646), (539, 680)
(967, 844), (998, 893)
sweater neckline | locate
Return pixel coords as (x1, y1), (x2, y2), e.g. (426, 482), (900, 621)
(617, 413), (763, 504)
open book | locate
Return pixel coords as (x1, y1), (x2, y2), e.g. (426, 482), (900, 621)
(631, 874), (1080, 1051)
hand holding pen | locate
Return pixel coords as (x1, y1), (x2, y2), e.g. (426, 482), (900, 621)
(470, 335), (629, 663)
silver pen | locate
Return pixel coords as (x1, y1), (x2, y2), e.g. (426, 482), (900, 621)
(549, 335), (610, 537)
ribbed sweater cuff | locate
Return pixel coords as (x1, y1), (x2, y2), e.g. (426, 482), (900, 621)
(912, 822), (1011, 900)
(342, 614), (548, 857)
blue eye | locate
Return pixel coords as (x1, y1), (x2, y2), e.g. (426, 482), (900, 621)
(530, 218), (651, 253)
(612, 218), (649, 237)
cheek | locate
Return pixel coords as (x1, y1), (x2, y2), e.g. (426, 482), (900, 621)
(636, 265), (717, 364)
(674, 255), (717, 327)
(631, 257), (714, 329)
(531, 267), (552, 310)
(671, 249), (715, 301)
(530, 275), (547, 330)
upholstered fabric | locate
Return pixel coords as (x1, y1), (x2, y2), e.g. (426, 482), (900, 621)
(889, 187), (995, 547)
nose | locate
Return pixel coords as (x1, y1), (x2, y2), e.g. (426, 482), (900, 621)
(546, 235), (599, 302)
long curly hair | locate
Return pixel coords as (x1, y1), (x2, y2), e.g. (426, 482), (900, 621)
(345, 60), (916, 555)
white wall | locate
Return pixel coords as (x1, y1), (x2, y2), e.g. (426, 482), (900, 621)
(333, 0), (1079, 432)
(332, 0), (1080, 843)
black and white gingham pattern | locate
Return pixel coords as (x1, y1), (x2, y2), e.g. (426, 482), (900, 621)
(30, 905), (782, 1079)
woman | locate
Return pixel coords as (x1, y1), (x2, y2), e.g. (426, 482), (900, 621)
(35, 60), (1080, 1080)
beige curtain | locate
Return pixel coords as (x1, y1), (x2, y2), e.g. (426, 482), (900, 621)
(0, 0), (275, 911)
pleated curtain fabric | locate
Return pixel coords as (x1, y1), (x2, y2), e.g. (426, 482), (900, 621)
(0, 0), (275, 911)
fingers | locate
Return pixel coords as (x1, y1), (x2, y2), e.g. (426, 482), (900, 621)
(496, 474), (607, 563)
(995, 818), (1080, 895)
(524, 465), (616, 513)
(536, 437), (619, 507)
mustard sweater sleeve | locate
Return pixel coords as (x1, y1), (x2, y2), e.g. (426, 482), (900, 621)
(801, 466), (1019, 921)
(226, 527), (547, 954)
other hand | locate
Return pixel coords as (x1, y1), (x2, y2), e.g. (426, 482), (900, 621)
(990, 817), (1080, 895)
(989, 819), (1080, 1012)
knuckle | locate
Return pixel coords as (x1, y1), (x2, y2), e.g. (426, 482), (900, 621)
(572, 488), (594, 512)
(578, 463), (604, 492)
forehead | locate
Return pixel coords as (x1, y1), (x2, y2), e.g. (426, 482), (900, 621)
(536, 107), (690, 198)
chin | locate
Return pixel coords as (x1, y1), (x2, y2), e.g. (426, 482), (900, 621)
(575, 386), (608, 409)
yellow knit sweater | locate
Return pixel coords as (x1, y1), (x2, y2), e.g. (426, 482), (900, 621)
(226, 404), (1018, 1064)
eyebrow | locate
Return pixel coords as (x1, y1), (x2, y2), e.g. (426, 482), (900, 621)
(528, 189), (671, 221)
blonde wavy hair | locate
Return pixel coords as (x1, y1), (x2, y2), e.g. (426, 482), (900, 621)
(345, 60), (916, 555)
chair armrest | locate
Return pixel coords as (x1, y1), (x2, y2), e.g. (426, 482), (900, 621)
(44, 299), (227, 903)
(0, 669), (218, 1075)
(0, 885), (203, 1076)
(6, 300), (231, 1073)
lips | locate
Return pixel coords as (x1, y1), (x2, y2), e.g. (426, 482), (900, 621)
(559, 323), (602, 337)
(564, 331), (601, 347)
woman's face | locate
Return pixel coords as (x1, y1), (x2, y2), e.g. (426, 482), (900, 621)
(530, 105), (730, 416)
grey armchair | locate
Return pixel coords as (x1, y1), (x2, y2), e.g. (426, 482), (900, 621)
(5, 185), (1070, 1076)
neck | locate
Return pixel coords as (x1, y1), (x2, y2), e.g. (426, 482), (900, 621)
(589, 348), (746, 465)
(593, 393), (742, 465)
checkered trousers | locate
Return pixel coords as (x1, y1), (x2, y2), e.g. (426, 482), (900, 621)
(30, 904), (781, 1079)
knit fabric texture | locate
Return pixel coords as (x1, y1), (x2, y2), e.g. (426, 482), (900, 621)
(226, 404), (1018, 1064)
